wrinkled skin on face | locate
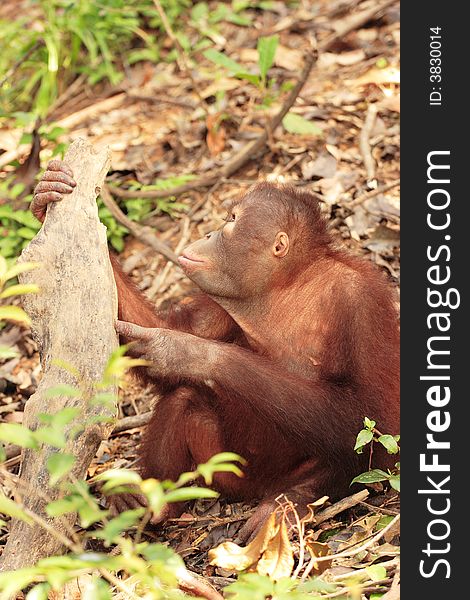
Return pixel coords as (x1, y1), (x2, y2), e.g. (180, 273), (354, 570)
(178, 187), (291, 299)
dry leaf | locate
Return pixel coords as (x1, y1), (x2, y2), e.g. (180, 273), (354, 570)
(316, 177), (344, 205)
(353, 66), (400, 87)
(208, 512), (279, 571)
(257, 519), (294, 580)
(335, 49), (367, 66)
(304, 538), (332, 575)
(275, 46), (304, 71)
(206, 113), (226, 156)
(379, 93), (401, 113)
(301, 496), (330, 525)
(201, 78), (241, 99)
(239, 48), (258, 63)
(302, 153), (337, 180)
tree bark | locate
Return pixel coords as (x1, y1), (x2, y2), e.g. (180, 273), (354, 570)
(0, 138), (116, 570)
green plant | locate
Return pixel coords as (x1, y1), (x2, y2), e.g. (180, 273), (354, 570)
(0, 256), (39, 359)
(203, 34), (279, 89)
(0, 0), (187, 117)
(202, 35), (322, 135)
(0, 168), (190, 255)
(14, 114), (68, 158)
(351, 417), (400, 492)
(0, 345), (245, 598)
(224, 572), (338, 600)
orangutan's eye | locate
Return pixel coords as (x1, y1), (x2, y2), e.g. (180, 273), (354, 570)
(223, 213), (236, 223)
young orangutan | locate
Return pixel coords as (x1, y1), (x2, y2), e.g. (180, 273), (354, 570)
(32, 160), (399, 539)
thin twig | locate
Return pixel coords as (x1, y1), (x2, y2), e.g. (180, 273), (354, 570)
(314, 489), (369, 525)
(111, 411), (152, 434)
(359, 501), (399, 516)
(147, 216), (191, 297)
(359, 103), (378, 185)
(178, 569), (225, 600)
(127, 92), (195, 110)
(99, 568), (142, 600)
(0, 467), (82, 546)
(349, 179), (400, 208)
(320, 0), (397, 49)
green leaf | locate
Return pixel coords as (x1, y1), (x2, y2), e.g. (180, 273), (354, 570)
(282, 113), (322, 136)
(225, 573), (274, 599)
(34, 426), (66, 448)
(95, 509), (145, 542)
(47, 453), (75, 486)
(0, 346), (17, 359)
(0, 305), (31, 325)
(0, 284), (39, 299)
(26, 583), (51, 600)
(3, 261), (40, 281)
(0, 568), (38, 597)
(198, 462), (244, 485)
(351, 469), (390, 485)
(191, 2), (209, 21)
(207, 451), (246, 465)
(81, 577), (111, 600)
(96, 468), (142, 491)
(110, 234), (125, 252)
(203, 48), (247, 75)
(257, 35), (278, 82)
(164, 486), (218, 504)
(78, 501), (105, 528)
(389, 474), (400, 492)
(0, 493), (33, 524)
(90, 392), (117, 408)
(364, 417), (376, 429)
(0, 255), (7, 279)
(366, 565), (387, 582)
(141, 478), (166, 514)
(376, 515), (394, 530)
(16, 227), (37, 240)
(354, 429), (373, 453)
(378, 434), (400, 454)
(0, 423), (38, 449)
(140, 542), (185, 569)
(46, 495), (83, 517)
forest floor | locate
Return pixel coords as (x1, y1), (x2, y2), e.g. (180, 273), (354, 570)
(1, 0), (400, 596)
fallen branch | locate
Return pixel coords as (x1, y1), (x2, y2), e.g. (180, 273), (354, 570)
(111, 411), (152, 434)
(314, 489), (369, 525)
(0, 138), (117, 571)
